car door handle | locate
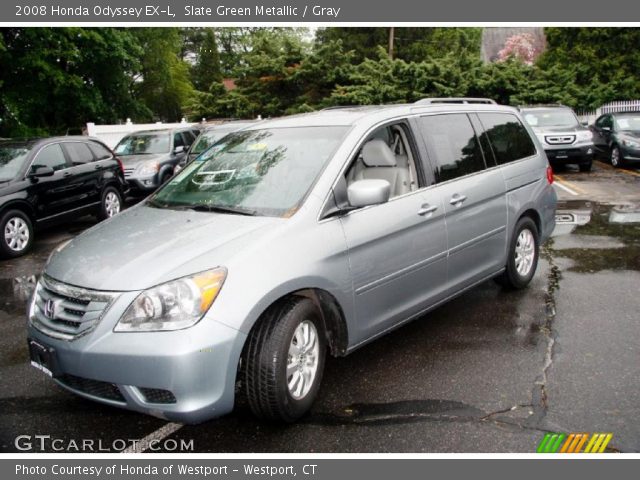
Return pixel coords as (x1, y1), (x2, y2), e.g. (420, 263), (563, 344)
(94, 164), (103, 170)
(449, 194), (467, 206)
(62, 171), (71, 177)
(417, 204), (438, 216)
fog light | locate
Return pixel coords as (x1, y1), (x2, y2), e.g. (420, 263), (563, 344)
(587, 148), (593, 154)
(144, 180), (153, 186)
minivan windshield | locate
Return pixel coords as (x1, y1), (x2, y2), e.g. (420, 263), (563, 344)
(0, 143), (31, 181)
(191, 126), (247, 155)
(114, 133), (171, 155)
(523, 109), (579, 128)
(149, 126), (347, 217)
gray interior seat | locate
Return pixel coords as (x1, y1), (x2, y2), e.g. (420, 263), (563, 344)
(352, 139), (410, 197)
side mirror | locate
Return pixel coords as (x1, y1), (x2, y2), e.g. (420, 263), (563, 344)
(347, 179), (391, 208)
(173, 145), (185, 155)
(29, 166), (55, 178)
(602, 126), (611, 132)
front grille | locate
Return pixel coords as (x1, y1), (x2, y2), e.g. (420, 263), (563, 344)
(545, 135), (576, 145)
(30, 276), (117, 341)
(59, 374), (125, 402)
(123, 167), (135, 178)
(139, 388), (177, 404)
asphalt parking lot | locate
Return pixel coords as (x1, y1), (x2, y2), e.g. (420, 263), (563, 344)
(1, 159), (639, 453)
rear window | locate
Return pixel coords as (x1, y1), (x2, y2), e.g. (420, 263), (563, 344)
(478, 113), (537, 165)
(418, 113), (486, 183)
(88, 142), (113, 160)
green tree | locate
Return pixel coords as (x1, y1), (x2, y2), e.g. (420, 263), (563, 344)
(132, 28), (195, 122)
(189, 28), (223, 91)
(0, 28), (147, 137)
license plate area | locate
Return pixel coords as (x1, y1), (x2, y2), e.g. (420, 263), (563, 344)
(28, 338), (61, 378)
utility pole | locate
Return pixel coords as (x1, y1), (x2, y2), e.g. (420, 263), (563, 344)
(388, 27), (395, 60)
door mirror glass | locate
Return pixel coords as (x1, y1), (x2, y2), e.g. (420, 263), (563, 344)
(347, 179), (391, 208)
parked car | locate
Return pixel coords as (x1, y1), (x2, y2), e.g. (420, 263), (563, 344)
(590, 111), (640, 167)
(520, 105), (594, 172)
(114, 128), (197, 195)
(28, 101), (556, 423)
(175, 121), (260, 174)
(0, 137), (126, 258)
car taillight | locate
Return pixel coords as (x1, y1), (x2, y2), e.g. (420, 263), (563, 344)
(546, 165), (554, 184)
(116, 157), (125, 175)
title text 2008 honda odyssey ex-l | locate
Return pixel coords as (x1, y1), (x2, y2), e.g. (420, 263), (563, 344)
(27, 100), (557, 423)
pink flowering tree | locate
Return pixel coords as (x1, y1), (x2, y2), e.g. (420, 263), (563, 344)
(497, 33), (542, 66)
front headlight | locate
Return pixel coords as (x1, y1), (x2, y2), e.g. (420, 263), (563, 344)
(576, 130), (593, 142)
(135, 160), (160, 175)
(115, 268), (227, 332)
(622, 138), (640, 149)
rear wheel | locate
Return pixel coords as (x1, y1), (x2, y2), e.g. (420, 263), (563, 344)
(98, 186), (123, 220)
(244, 297), (326, 422)
(1, 209), (34, 258)
(496, 217), (539, 290)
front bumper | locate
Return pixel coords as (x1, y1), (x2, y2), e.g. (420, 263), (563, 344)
(544, 144), (594, 165)
(27, 282), (247, 424)
(619, 145), (640, 163)
(125, 174), (160, 194)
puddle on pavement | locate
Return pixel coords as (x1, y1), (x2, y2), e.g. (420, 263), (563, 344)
(552, 201), (640, 273)
(0, 275), (37, 316)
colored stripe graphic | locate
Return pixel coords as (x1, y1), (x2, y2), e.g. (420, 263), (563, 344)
(537, 433), (612, 453)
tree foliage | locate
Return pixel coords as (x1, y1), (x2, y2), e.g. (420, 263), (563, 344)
(2, 27), (640, 137)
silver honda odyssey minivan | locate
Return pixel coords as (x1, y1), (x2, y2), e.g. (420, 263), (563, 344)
(27, 100), (557, 423)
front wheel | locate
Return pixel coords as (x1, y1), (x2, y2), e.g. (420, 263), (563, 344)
(611, 146), (623, 168)
(1, 209), (34, 258)
(497, 217), (539, 290)
(244, 297), (326, 422)
(579, 160), (592, 172)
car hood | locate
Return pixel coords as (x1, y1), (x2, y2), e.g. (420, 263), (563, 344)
(119, 153), (168, 168)
(45, 204), (284, 291)
(618, 130), (640, 139)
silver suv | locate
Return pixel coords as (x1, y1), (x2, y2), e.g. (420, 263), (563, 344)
(520, 105), (595, 172)
(27, 101), (557, 423)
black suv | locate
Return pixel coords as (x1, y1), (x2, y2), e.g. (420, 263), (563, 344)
(0, 137), (127, 258)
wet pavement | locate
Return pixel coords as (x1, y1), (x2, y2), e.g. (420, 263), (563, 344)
(1, 163), (639, 453)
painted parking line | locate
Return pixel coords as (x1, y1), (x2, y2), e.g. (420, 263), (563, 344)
(596, 160), (640, 177)
(121, 422), (183, 453)
(554, 175), (584, 196)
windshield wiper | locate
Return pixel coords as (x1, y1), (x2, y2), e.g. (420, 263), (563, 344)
(184, 204), (258, 216)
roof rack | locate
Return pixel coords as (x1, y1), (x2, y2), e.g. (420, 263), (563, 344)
(415, 97), (497, 105)
(518, 104), (568, 109)
(320, 105), (360, 111)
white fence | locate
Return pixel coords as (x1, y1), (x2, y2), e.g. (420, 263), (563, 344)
(85, 118), (194, 149)
(576, 100), (640, 126)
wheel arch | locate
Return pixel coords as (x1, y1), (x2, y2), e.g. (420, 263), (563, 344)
(241, 287), (350, 360)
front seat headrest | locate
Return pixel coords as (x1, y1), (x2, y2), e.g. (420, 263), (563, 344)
(362, 139), (397, 167)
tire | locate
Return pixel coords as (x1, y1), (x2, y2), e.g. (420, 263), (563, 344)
(496, 217), (539, 290)
(244, 297), (326, 422)
(610, 146), (623, 168)
(579, 160), (592, 172)
(98, 186), (123, 220)
(1, 209), (34, 258)
(160, 170), (173, 185)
